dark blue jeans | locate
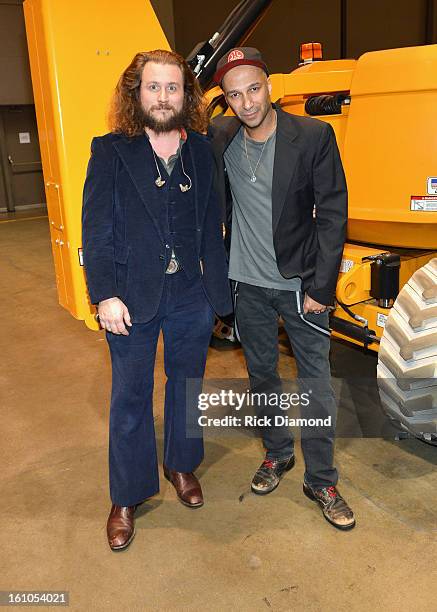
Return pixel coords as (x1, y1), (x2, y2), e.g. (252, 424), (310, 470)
(235, 282), (338, 488)
(106, 271), (215, 506)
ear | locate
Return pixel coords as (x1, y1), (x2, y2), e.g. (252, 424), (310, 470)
(267, 78), (272, 95)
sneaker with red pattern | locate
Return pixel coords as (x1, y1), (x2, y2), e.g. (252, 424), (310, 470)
(251, 454), (295, 495)
(303, 483), (356, 530)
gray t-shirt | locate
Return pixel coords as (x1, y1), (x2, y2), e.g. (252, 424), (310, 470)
(224, 125), (301, 291)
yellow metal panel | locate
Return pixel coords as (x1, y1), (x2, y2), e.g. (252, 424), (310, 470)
(347, 219), (436, 249)
(24, 0), (169, 329)
(349, 45), (437, 95)
(344, 45), (437, 249)
(278, 59), (356, 96)
(270, 48), (437, 249)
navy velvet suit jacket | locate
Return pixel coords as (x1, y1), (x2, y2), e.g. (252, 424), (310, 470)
(82, 131), (232, 322)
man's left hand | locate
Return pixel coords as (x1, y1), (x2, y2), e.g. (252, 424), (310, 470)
(303, 294), (327, 315)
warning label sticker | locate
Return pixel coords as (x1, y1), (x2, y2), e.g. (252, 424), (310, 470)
(410, 196), (437, 211)
(339, 258), (354, 273)
(376, 313), (387, 328)
(427, 177), (437, 194)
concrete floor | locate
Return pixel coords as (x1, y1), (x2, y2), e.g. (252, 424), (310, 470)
(1, 213), (437, 612)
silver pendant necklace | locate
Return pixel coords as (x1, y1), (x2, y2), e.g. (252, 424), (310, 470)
(151, 147), (166, 187)
(243, 115), (277, 183)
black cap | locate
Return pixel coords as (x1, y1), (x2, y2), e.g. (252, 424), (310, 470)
(214, 47), (269, 85)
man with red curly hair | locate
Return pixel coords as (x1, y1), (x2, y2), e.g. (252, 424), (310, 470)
(82, 50), (231, 551)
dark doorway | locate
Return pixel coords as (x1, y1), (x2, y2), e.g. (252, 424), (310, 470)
(0, 105), (45, 212)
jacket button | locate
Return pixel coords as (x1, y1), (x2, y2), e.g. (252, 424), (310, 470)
(165, 244), (170, 249)
(159, 255), (165, 260)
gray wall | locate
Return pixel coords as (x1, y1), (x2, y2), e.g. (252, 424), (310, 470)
(346, 0), (429, 58)
(150, 0), (175, 48)
(0, 0), (33, 105)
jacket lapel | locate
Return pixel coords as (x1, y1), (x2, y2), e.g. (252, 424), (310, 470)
(114, 133), (218, 253)
(188, 136), (213, 239)
(113, 135), (165, 242)
(271, 108), (299, 235)
(212, 108), (300, 235)
(211, 115), (241, 157)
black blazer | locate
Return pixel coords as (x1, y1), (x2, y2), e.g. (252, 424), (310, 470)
(209, 106), (347, 305)
(82, 131), (232, 322)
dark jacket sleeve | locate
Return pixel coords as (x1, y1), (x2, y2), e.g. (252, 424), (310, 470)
(199, 162), (233, 318)
(207, 121), (233, 258)
(306, 123), (347, 305)
(81, 137), (118, 304)
(200, 165), (227, 259)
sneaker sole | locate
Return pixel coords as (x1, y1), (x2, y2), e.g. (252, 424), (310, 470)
(251, 457), (295, 496)
(303, 485), (356, 531)
(251, 480), (281, 495)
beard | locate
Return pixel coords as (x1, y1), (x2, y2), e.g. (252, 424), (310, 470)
(142, 104), (186, 134)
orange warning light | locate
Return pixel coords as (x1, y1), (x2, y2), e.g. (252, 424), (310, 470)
(300, 42), (323, 65)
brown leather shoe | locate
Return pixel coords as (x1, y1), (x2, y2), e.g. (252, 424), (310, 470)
(163, 465), (204, 508)
(106, 504), (136, 551)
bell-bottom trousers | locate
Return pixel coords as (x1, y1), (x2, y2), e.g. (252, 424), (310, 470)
(106, 271), (215, 506)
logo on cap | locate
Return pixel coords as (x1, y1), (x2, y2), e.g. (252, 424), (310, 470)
(227, 49), (244, 63)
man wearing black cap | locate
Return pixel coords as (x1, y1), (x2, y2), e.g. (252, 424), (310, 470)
(209, 48), (355, 530)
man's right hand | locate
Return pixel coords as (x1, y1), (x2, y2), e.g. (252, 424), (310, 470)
(97, 297), (132, 335)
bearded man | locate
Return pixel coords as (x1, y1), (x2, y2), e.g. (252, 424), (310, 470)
(82, 49), (231, 551)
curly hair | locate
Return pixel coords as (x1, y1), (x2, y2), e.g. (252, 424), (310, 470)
(108, 49), (207, 136)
